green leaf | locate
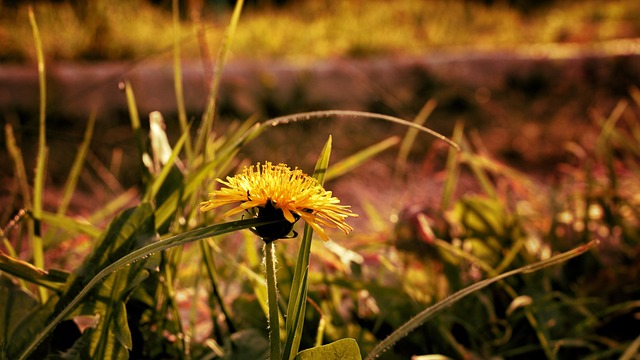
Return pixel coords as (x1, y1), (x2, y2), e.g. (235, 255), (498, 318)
(41, 211), (101, 238)
(0, 275), (39, 344)
(295, 338), (362, 360)
(113, 301), (133, 350)
(454, 196), (508, 238)
(0, 253), (68, 291)
(326, 136), (400, 181)
(57, 112), (96, 216)
(395, 99), (437, 176)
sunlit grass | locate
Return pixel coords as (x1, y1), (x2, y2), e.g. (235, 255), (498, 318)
(1, 0), (639, 63)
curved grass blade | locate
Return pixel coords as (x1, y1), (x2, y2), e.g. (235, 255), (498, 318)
(395, 99), (437, 176)
(262, 110), (460, 151)
(365, 240), (600, 360)
(15, 216), (284, 360)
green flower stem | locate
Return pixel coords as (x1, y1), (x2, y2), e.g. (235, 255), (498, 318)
(264, 241), (281, 360)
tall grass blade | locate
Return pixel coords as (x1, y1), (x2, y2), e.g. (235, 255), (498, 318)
(395, 99), (437, 176)
(199, 241), (236, 333)
(28, 6), (48, 303)
(461, 136), (497, 199)
(5, 125), (32, 208)
(41, 211), (101, 238)
(326, 136), (400, 181)
(124, 80), (151, 185)
(196, 0), (244, 157)
(283, 136), (333, 360)
(172, 0), (193, 164)
(57, 112), (96, 216)
(88, 188), (139, 225)
(441, 121), (464, 210)
(620, 334), (640, 360)
(365, 240), (600, 360)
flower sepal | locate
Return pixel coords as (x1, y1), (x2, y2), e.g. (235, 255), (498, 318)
(249, 201), (301, 243)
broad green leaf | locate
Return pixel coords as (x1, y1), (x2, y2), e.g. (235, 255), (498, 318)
(295, 338), (362, 360)
(0, 275), (39, 344)
(0, 253), (68, 291)
(6, 294), (58, 359)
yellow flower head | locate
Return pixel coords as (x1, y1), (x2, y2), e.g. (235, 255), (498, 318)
(200, 162), (357, 242)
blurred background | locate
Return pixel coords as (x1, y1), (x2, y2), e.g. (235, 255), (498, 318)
(2, 1), (640, 186)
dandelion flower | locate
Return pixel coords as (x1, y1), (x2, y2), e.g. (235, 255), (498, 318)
(200, 162), (357, 242)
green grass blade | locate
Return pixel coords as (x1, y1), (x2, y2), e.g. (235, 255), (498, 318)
(199, 240), (237, 333)
(5, 124), (32, 208)
(196, 0), (244, 156)
(41, 211), (102, 238)
(620, 334), (640, 360)
(395, 99), (437, 176)
(461, 136), (497, 199)
(441, 121), (464, 210)
(283, 136), (333, 360)
(0, 252), (68, 292)
(29, 6), (48, 303)
(124, 80), (150, 185)
(15, 216), (285, 360)
(57, 112), (96, 216)
(325, 136), (400, 181)
(262, 110), (459, 151)
(364, 240), (600, 360)
(172, 0), (193, 164)
(88, 188), (139, 225)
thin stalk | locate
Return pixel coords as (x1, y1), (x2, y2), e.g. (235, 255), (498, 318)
(29, 6), (48, 303)
(200, 240), (236, 333)
(172, 0), (193, 164)
(264, 241), (281, 360)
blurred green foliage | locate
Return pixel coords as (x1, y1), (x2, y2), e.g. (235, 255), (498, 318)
(1, 0), (639, 62)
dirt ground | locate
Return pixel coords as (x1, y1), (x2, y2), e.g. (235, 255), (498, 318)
(2, 42), (640, 217)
